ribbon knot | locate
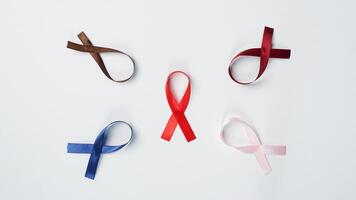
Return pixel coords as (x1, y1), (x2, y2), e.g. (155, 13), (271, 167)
(228, 26), (291, 84)
(67, 121), (133, 179)
(221, 116), (286, 174)
(67, 32), (135, 83)
(161, 71), (196, 142)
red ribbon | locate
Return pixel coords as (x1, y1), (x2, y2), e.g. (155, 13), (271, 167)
(228, 26), (291, 84)
(161, 71), (196, 142)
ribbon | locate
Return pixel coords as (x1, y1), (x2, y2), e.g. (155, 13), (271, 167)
(220, 116), (286, 174)
(67, 32), (135, 82)
(67, 121), (133, 179)
(161, 71), (196, 142)
(228, 26), (291, 84)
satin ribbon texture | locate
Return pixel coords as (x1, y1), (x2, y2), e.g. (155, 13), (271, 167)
(221, 116), (286, 174)
(67, 32), (135, 82)
(161, 71), (196, 142)
(228, 26), (291, 84)
(67, 121), (133, 179)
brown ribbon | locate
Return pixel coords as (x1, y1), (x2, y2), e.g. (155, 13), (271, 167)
(67, 32), (135, 82)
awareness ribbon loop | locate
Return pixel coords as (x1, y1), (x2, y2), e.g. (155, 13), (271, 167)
(67, 121), (133, 179)
(161, 71), (196, 142)
(221, 116), (286, 174)
(67, 32), (135, 82)
(228, 26), (291, 84)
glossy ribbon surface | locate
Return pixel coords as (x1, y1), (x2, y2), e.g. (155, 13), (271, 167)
(161, 71), (196, 142)
(228, 26), (291, 84)
(67, 121), (133, 179)
(67, 32), (135, 82)
(221, 116), (286, 174)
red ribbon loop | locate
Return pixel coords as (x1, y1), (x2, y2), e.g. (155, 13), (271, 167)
(161, 71), (196, 142)
(228, 26), (291, 84)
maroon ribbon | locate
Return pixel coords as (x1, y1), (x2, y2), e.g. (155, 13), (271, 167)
(228, 26), (291, 84)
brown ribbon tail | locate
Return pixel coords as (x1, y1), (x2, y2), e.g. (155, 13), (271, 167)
(67, 41), (86, 52)
(78, 32), (91, 44)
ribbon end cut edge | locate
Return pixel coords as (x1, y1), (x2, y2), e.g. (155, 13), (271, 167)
(160, 135), (171, 142)
(264, 168), (272, 175)
(186, 136), (197, 143)
(85, 173), (95, 180)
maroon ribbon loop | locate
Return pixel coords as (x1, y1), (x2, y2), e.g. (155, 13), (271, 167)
(228, 26), (291, 84)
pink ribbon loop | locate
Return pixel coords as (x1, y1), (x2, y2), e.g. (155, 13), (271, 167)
(220, 116), (286, 174)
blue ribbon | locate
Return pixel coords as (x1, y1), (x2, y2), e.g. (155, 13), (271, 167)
(67, 121), (133, 180)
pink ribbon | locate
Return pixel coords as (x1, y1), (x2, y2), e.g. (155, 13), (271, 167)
(220, 116), (286, 174)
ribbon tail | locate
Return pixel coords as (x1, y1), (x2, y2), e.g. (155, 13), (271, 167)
(177, 114), (196, 142)
(263, 145), (287, 155)
(161, 114), (178, 141)
(254, 149), (272, 174)
(270, 49), (291, 59)
(67, 143), (125, 154)
(236, 145), (259, 154)
(85, 152), (101, 180)
(67, 143), (93, 153)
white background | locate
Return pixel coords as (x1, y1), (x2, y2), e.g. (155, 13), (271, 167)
(0, 0), (355, 199)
